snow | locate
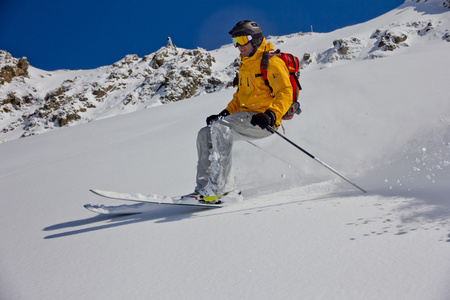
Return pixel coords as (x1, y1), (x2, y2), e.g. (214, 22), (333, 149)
(1, 2), (450, 299)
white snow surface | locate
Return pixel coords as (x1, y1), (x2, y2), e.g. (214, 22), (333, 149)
(1, 2), (450, 300)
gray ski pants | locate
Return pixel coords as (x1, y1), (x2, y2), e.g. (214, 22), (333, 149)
(195, 111), (273, 194)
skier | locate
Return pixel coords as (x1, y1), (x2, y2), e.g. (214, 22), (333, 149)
(188, 20), (293, 203)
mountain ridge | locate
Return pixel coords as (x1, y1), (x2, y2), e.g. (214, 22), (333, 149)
(1, 0), (449, 143)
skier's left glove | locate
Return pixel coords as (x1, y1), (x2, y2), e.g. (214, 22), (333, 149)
(251, 110), (276, 130)
(206, 109), (230, 125)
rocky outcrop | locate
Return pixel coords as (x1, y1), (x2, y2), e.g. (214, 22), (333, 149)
(147, 47), (220, 103)
(301, 14), (448, 69)
(0, 51), (29, 85)
(315, 37), (365, 65)
(371, 29), (408, 51)
(406, 0), (450, 7)
(0, 47), (237, 139)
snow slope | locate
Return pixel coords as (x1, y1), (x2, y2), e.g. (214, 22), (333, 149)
(1, 2), (450, 299)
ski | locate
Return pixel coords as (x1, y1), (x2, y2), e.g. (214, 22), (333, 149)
(84, 203), (156, 215)
(86, 189), (239, 213)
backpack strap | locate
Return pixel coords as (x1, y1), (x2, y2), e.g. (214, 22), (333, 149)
(294, 74), (302, 91)
(259, 49), (273, 93)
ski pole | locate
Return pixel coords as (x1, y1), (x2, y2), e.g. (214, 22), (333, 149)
(267, 126), (367, 193)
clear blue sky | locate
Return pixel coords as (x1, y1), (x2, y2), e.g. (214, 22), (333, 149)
(0, 0), (405, 71)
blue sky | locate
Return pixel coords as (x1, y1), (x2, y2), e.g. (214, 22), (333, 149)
(1, 0), (404, 71)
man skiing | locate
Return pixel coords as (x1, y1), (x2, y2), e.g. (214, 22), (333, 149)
(189, 20), (293, 203)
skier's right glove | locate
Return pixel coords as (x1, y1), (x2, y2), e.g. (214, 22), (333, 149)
(251, 110), (276, 130)
(206, 109), (230, 125)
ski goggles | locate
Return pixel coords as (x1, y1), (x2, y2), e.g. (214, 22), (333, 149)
(232, 35), (252, 47)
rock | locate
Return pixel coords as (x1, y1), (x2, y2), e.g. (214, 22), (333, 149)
(0, 51), (29, 84)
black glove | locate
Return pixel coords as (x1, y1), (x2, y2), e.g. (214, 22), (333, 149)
(251, 110), (276, 130)
(206, 109), (230, 125)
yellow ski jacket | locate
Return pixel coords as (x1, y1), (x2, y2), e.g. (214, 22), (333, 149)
(225, 38), (293, 127)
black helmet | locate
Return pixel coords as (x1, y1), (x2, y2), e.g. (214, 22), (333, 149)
(229, 20), (263, 48)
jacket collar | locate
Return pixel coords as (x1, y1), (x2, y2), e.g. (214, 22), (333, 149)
(241, 38), (274, 62)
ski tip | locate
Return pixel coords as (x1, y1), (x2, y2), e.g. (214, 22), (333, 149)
(89, 189), (104, 196)
(83, 203), (100, 213)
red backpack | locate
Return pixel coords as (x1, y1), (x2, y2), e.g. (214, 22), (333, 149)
(260, 49), (302, 120)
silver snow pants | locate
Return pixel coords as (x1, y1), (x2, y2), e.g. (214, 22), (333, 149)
(195, 111), (273, 194)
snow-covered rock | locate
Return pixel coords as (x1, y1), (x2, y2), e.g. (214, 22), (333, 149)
(0, 50), (29, 85)
(0, 46), (236, 140)
(406, 0), (450, 8)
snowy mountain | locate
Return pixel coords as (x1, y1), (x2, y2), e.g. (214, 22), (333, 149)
(1, 0), (449, 143)
(0, 46), (238, 142)
(1, 1), (450, 300)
